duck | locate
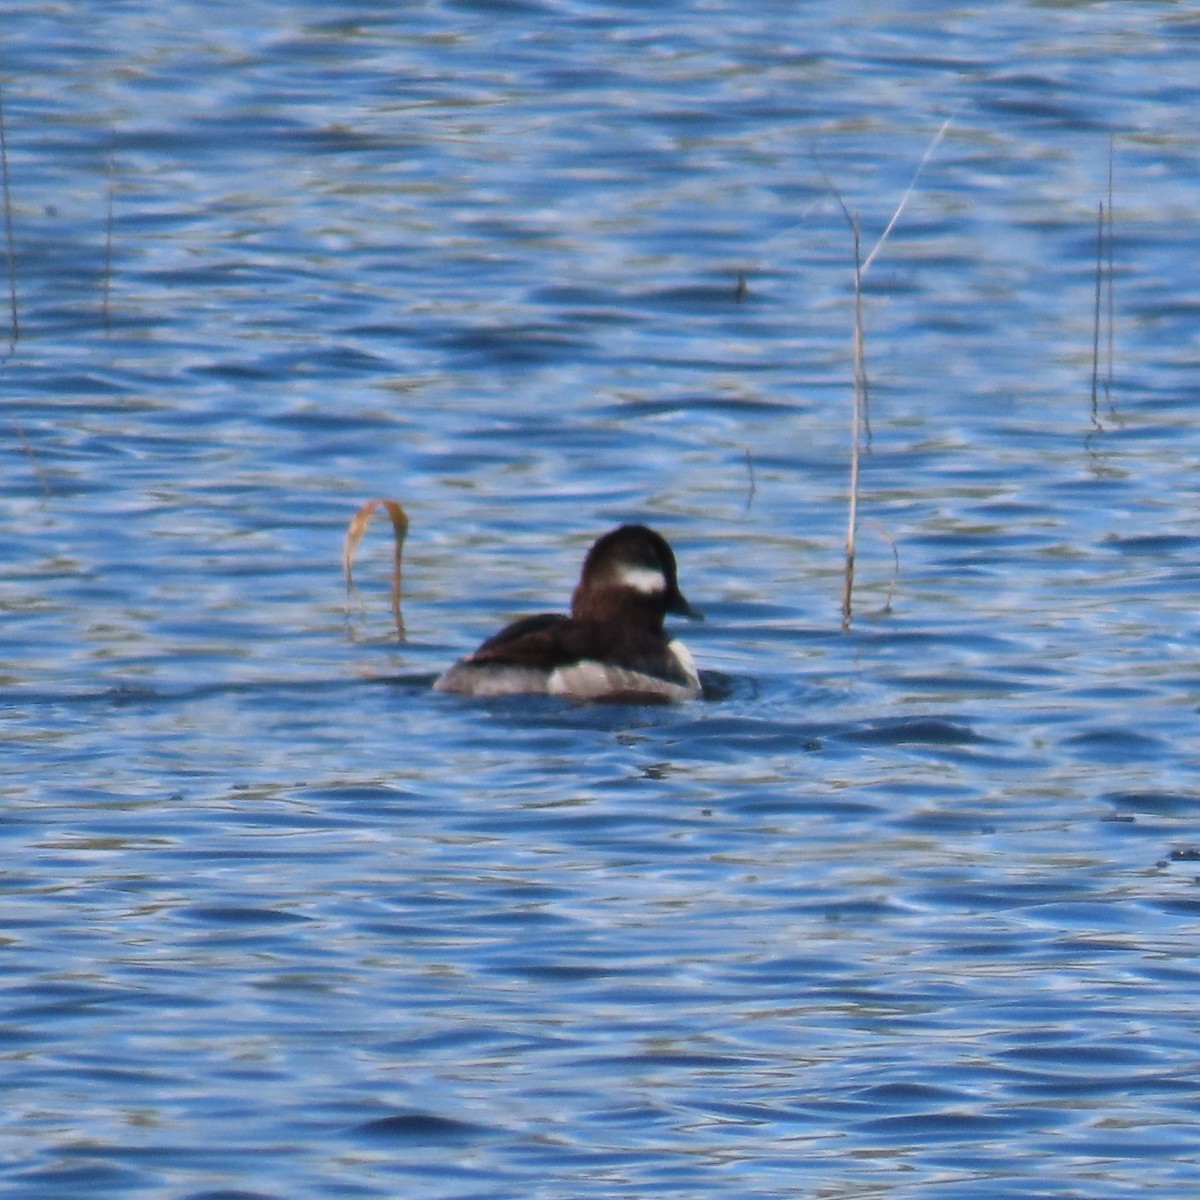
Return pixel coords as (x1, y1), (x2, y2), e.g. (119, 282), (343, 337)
(433, 524), (703, 702)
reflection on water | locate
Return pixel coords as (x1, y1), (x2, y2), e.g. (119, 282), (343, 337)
(4, 1), (1200, 1197)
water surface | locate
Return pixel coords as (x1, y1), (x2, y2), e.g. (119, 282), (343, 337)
(4, 2), (1200, 1197)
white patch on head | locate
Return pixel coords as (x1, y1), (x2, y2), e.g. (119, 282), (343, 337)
(617, 564), (667, 595)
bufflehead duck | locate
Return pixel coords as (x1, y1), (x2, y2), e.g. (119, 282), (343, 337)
(434, 524), (703, 703)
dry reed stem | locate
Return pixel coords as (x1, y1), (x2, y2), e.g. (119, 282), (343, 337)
(103, 149), (114, 331)
(344, 498), (409, 638)
(0, 80), (18, 349)
(1090, 136), (1118, 429)
(841, 213), (865, 629)
(0, 80), (47, 497)
(814, 173), (864, 628)
(1105, 135), (1115, 408)
(861, 114), (954, 276)
(819, 117), (950, 629)
(1090, 199), (1104, 423)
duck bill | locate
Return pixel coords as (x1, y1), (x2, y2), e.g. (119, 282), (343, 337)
(668, 590), (704, 621)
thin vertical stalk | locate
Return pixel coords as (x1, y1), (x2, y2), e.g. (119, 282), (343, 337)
(103, 150), (114, 331)
(1105, 135), (1115, 406)
(0, 80), (19, 349)
(842, 214), (865, 630)
(1090, 200), (1103, 424)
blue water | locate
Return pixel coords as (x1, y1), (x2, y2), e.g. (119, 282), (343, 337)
(4, 1), (1200, 1197)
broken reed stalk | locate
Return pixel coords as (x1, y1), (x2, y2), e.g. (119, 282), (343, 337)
(862, 517), (900, 615)
(343, 498), (409, 638)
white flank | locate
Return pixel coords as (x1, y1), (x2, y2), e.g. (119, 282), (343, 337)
(433, 662), (551, 696)
(666, 639), (700, 691)
(617, 564), (667, 594)
(548, 643), (700, 704)
(549, 663), (697, 703)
